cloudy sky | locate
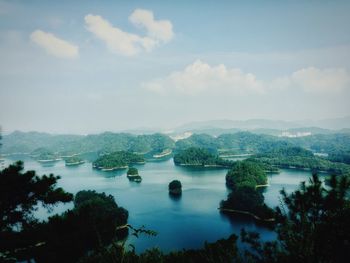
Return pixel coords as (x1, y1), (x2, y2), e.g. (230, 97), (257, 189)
(1, 0), (350, 134)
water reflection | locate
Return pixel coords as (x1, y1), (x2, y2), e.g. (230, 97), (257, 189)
(168, 193), (182, 201)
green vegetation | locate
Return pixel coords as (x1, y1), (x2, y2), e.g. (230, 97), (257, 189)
(0, 161), (73, 262)
(169, 180), (182, 195)
(1, 157), (350, 262)
(4, 131), (350, 171)
(173, 147), (232, 167)
(75, 175), (350, 263)
(250, 146), (350, 175)
(30, 147), (59, 162)
(2, 131), (174, 158)
(64, 156), (84, 166)
(225, 161), (267, 189)
(221, 160), (274, 221)
(36, 190), (128, 263)
(175, 134), (219, 153)
(0, 161), (129, 263)
(127, 167), (139, 175)
(80, 235), (240, 263)
(241, 174), (350, 263)
(93, 151), (145, 170)
(126, 167), (142, 182)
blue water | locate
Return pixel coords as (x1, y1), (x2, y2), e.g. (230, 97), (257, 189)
(2, 155), (319, 253)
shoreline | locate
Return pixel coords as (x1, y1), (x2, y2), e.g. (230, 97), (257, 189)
(65, 161), (85, 166)
(93, 165), (128, 171)
(219, 208), (275, 223)
(153, 150), (173, 158)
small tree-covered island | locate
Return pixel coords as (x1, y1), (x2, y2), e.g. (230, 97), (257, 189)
(30, 147), (60, 163)
(220, 160), (275, 222)
(168, 180), (182, 195)
(64, 156), (85, 166)
(126, 167), (142, 182)
(92, 151), (145, 171)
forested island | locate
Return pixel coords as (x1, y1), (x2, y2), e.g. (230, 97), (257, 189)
(221, 160), (274, 222)
(168, 180), (182, 195)
(92, 151), (145, 171)
(64, 156), (85, 166)
(173, 147), (232, 167)
(248, 146), (350, 175)
(126, 167), (142, 182)
(3, 131), (350, 175)
(30, 148), (60, 162)
(2, 158), (349, 262)
(2, 131), (174, 158)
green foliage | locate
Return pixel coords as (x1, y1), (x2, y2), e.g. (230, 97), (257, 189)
(64, 156), (84, 165)
(0, 161), (73, 262)
(175, 134), (219, 153)
(225, 160), (267, 189)
(250, 146), (350, 175)
(168, 180), (182, 195)
(169, 180), (182, 190)
(221, 186), (274, 220)
(222, 160), (274, 220)
(174, 147), (232, 167)
(127, 167), (139, 176)
(36, 190), (129, 263)
(93, 151), (144, 169)
(30, 147), (59, 161)
(79, 234), (241, 263)
(174, 147), (216, 165)
(2, 131), (175, 157)
(242, 173), (350, 263)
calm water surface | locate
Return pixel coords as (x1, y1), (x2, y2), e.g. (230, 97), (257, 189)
(3, 155), (320, 253)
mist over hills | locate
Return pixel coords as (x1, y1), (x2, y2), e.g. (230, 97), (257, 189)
(175, 116), (350, 131)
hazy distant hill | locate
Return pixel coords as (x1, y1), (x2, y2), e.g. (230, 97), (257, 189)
(175, 119), (301, 132)
(297, 116), (350, 130)
(1, 131), (174, 155)
(174, 117), (350, 136)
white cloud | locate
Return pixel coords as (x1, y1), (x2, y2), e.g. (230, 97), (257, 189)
(290, 67), (350, 93)
(30, 30), (79, 59)
(144, 61), (350, 95)
(85, 10), (173, 56)
(143, 60), (264, 95)
(85, 14), (156, 56)
(129, 9), (174, 42)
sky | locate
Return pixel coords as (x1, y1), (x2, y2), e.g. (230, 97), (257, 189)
(0, 0), (350, 134)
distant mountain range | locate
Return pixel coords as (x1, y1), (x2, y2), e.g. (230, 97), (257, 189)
(172, 116), (350, 135)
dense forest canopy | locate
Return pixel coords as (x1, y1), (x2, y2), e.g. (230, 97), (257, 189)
(2, 131), (174, 157)
(173, 147), (233, 167)
(3, 131), (350, 163)
(93, 151), (145, 169)
(221, 160), (274, 220)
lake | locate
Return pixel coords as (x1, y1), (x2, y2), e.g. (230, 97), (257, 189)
(2, 155), (320, 253)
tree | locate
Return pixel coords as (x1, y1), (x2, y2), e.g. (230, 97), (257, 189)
(0, 161), (73, 262)
(127, 167), (139, 176)
(242, 173), (350, 263)
(36, 190), (129, 263)
(169, 180), (182, 195)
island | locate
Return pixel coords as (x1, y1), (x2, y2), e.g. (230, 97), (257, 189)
(126, 167), (142, 182)
(248, 146), (350, 175)
(92, 151), (145, 171)
(220, 160), (274, 222)
(65, 156), (85, 166)
(30, 147), (60, 163)
(152, 149), (172, 158)
(168, 180), (182, 195)
(173, 147), (232, 167)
